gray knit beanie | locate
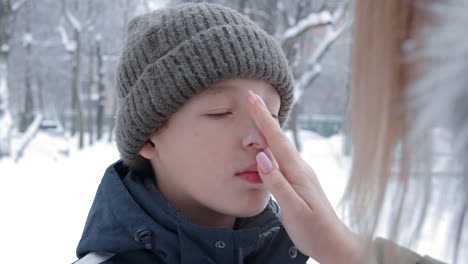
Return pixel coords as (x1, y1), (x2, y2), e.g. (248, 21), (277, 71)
(115, 2), (295, 170)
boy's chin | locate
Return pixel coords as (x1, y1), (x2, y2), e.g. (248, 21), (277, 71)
(230, 199), (271, 218)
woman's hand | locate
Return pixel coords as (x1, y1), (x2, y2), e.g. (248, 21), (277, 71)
(247, 90), (363, 264)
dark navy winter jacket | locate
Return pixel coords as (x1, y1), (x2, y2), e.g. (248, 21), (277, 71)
(74, 161), (309, 264)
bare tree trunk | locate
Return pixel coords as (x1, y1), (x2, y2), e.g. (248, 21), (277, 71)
(0, 0), (13, 157)
(87, 39), (95, 146)
(71, 40), (78, 137)
(96, 37), (105, 141)
(238, 0), (247, 13)
(0, 51), (11, 157)
(36, 76), (45, 114)
(107, 100), (116, 143)
(342, 70), (352, 156)
(289, 102), (302, 152)
(71, 29), (84, 149)
(85, 0), (95, 146)
(19, 69), (33, 132)
(19, 1), (34, 133)
(342, 121), (352, 155)
(108, 0), (130, 143)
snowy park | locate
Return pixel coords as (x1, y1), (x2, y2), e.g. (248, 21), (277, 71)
(0, 0), (353, 262)
(1, 0), (466, 263)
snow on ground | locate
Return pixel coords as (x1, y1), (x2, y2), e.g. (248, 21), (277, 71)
(286, 131), (350, 264)
(0, 129), (458, 263)
(0, 132), (120, 264)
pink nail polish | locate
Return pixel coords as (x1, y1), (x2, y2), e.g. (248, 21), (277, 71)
(248, 90), (267, 109)
(256, 152), (273, 174)
(248, 90), (257, 103)
(255, 94), (267, 108)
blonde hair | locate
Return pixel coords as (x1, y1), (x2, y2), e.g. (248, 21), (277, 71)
(344, 0), (466, 263)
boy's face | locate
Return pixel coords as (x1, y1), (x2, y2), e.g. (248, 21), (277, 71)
(142, 78), (281, 228)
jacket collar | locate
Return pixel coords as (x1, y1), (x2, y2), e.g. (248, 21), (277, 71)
(77, 160), (284, 263)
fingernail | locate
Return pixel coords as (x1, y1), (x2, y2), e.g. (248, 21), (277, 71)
(248, 90), (257, 105)
(256, 152), (273, 174)
(255, 94), (267, 109)
(248, 90), (267, 109)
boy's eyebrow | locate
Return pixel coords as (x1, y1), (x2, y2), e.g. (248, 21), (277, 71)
(204, 84), (278, 97)
(202, 83), (235, 96)
(203, 87), (228, 96)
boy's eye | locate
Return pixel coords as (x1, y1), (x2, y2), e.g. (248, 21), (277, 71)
(207, 112), (279, 119)
(207, 112), (232, 118)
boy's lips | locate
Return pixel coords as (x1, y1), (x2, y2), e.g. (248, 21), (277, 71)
(235, 164), (263, 184)
(236, 164), (258, 174)
(236, 172), (263, 183)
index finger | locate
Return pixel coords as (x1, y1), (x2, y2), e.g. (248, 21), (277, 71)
(247, 90), (301, 172)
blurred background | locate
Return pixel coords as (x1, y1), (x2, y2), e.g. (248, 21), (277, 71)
(0, 0), (351, 157)
(0, 0), (355, 263)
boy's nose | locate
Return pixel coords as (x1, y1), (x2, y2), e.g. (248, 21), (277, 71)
(242, 120), (268, 150)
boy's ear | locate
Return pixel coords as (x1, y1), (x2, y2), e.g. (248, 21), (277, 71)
(139, 139), (158, 159)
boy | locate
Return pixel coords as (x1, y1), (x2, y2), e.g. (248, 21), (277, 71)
(74, 2), (308, 263)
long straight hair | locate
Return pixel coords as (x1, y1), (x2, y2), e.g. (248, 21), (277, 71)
(344, 0), (467, 263)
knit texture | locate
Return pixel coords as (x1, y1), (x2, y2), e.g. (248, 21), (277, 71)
(115, 2), (295, 169)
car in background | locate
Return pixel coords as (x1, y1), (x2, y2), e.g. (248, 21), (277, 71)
(38, 119), (70, 157)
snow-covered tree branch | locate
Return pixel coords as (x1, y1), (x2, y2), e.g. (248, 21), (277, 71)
(294, 16), (352, 103)
(57, 25), (77, 53)
(275, 0), (351, 151)
(281, 10), (332, 49)
(65, 9), (83, 32)
(281, 1), (350, 52)
(11, 0), (28, 12)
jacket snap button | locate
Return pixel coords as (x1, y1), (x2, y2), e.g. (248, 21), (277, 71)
(134, 228), (153, 244)
(214, 240), (226, 249)
(289, 246), (298, 258)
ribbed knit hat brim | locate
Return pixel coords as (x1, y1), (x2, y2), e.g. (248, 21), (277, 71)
(115, 3), (294, 169)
